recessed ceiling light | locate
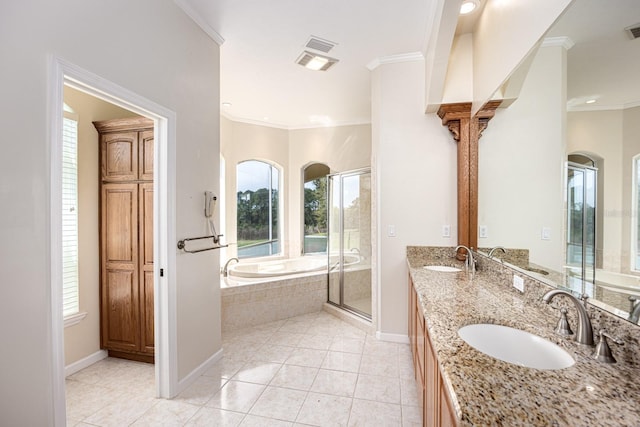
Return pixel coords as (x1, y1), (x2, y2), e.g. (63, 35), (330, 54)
(221, 102), (232, 107)
(586, 99), (596, 104)
(460, 0), (479, 15)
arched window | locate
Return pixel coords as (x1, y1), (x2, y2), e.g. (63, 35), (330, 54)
(303, 163), (330, 254)
(236, 160), (281, 258)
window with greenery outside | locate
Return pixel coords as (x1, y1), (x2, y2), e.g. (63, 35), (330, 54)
(303, 163), (330, 254)
(236, 160), (280, 258)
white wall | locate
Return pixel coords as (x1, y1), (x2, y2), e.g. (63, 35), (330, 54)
(372, 59), (457, 337)
(479, 45), (567, 271)
(62, 86), (138, 366)
(0, 1), (221, 424)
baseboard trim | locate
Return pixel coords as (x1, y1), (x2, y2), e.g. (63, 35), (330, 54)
(177, 348), (224, 395)
(376, 331), (410, 344)
(65, 350), (108, 377)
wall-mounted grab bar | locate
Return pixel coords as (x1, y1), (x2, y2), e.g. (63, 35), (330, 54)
(177, 235), (228, 253)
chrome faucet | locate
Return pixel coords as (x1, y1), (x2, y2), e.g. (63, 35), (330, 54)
(488, 246), (506, 261)
(222, 257), (239, 277)
(455, 245), (476, 272)
(542, 289), (594, 346)
(629, 296), (640, 323)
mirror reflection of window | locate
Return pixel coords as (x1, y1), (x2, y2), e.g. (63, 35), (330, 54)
(303, 163), (330, 254)
(634, 155), (640, 271)
(236, 160), (280, 259)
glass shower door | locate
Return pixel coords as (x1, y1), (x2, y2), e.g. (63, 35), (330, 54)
(327, 169), (372, 319)
(566, 164), (596, 294)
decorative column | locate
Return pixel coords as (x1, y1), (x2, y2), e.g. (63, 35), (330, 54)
(437, 101), (500, 258)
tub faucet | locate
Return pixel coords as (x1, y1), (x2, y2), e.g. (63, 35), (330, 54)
(629, 296), (640, 323)
(455, 245), (475, 272)
(488, 246), (506, 262)
(542, 289), (594, 346)
(222, 257), (239, 277)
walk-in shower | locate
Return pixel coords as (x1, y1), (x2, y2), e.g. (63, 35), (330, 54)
(327, 168), (372, 319)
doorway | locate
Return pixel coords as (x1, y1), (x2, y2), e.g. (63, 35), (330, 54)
(50, 57), (177, 425)
(327, 168), (372, 319)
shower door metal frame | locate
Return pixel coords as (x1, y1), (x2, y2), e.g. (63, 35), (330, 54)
(327, 167), (371, 320)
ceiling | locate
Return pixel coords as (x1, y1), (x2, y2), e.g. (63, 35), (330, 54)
(180, 0), (432, 129)
(546, 0), (640, 111)
(180, 0), (640, 129)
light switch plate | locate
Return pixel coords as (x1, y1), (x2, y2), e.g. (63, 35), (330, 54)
(442, 225), (451, 238)
(479, 225), (488, 239)
(388, 225), (396, 237)
(541, 227), (551, 240)
(513, 275), (525, 293)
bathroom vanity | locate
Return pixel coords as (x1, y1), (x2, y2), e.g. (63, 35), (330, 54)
(407, 246), (640, 426)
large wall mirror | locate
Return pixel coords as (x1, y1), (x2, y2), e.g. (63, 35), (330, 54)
(478, 0), (640, 325)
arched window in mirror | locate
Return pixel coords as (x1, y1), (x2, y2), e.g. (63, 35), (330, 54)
(303, 163), (330, 254)
(633, 154), (640, 271)
(236, 160), (281, 259)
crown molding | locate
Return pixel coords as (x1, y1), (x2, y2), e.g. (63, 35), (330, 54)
(174, 0), (225, 45)
(542, 36), (574, 50)
(366, 51), (424, 71)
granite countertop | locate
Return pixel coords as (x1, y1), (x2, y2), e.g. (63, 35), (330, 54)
(407, 250), (640, 426)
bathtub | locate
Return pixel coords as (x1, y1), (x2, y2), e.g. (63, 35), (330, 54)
(221, 254), (363, 331)
(227, 254), (360, 279)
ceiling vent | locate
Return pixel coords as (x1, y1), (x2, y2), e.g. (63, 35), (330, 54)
(305, 36), (336, 53)
(625, 24), (640, 39)
(296, 51), (339, 71)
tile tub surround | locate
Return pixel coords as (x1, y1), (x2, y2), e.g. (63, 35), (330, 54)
(221, 272), (327, 331)
(407, 246), (640, 426)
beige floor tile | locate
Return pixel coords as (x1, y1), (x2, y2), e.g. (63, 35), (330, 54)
(402, 404), (422, 427)
(354, 374), (401, 404)
(296, 392), (352, 426)
(400, 377), (420, 406)
(329, 336), (365, 354)
(203, 357), (246, 380)
(185, 407), (245, 427)
(297, 334), (335, 350)
(321, 351), (362, 373)
(285, 348), (327, 368)
(206, 380), (266, 413)
(248, 386), (307, 422)
(231, 360), (282, 384)
(130, 399), (200, 426)
(269, 365), (319, 391)
(347, 399), (402, 426)
(240, 414), (294, 426)
(176, 375), (228, 406)
(251, 344), (295, 364)
(309, 369), (357, 397)
(359, 354), (399, 378)
(83, 393), (157, 427)
(270, 331), (306, 347)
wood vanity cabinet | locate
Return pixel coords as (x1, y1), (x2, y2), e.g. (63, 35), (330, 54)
(409, 275), (458, 427)
(95, 117), (154, 363)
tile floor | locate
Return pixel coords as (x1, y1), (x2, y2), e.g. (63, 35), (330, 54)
(66, 310), (421, 426)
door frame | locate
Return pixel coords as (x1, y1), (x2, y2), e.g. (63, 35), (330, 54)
(49, 56), (178, 426)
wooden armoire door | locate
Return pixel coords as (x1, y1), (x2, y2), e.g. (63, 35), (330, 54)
(101, 183), (140, 353)
(95, 117), (154, 362)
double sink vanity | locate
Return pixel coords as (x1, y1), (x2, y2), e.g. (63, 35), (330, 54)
(407, 246), (640, 426)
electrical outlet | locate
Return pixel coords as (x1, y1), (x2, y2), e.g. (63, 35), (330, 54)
(479, 225), (488, 239)
(442, 225), (451, 238)
(513, 275), (525, 293)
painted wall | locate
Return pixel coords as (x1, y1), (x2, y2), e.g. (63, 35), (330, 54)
(0, 1), (220, 424)
(567, 110), (624, 272)
(62, 86), (138, 367)
(479, 45), (567, 272)
(220, 117), (371, 260)
(372, 59), (457, 337)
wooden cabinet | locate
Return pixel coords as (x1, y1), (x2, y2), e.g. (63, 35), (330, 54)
(95, 117), (154, 363)
(409, 276), (458, 427)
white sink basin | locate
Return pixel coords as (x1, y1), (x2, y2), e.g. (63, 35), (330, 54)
(458, 324), (575, 370)
(424, 265), (462, 272)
